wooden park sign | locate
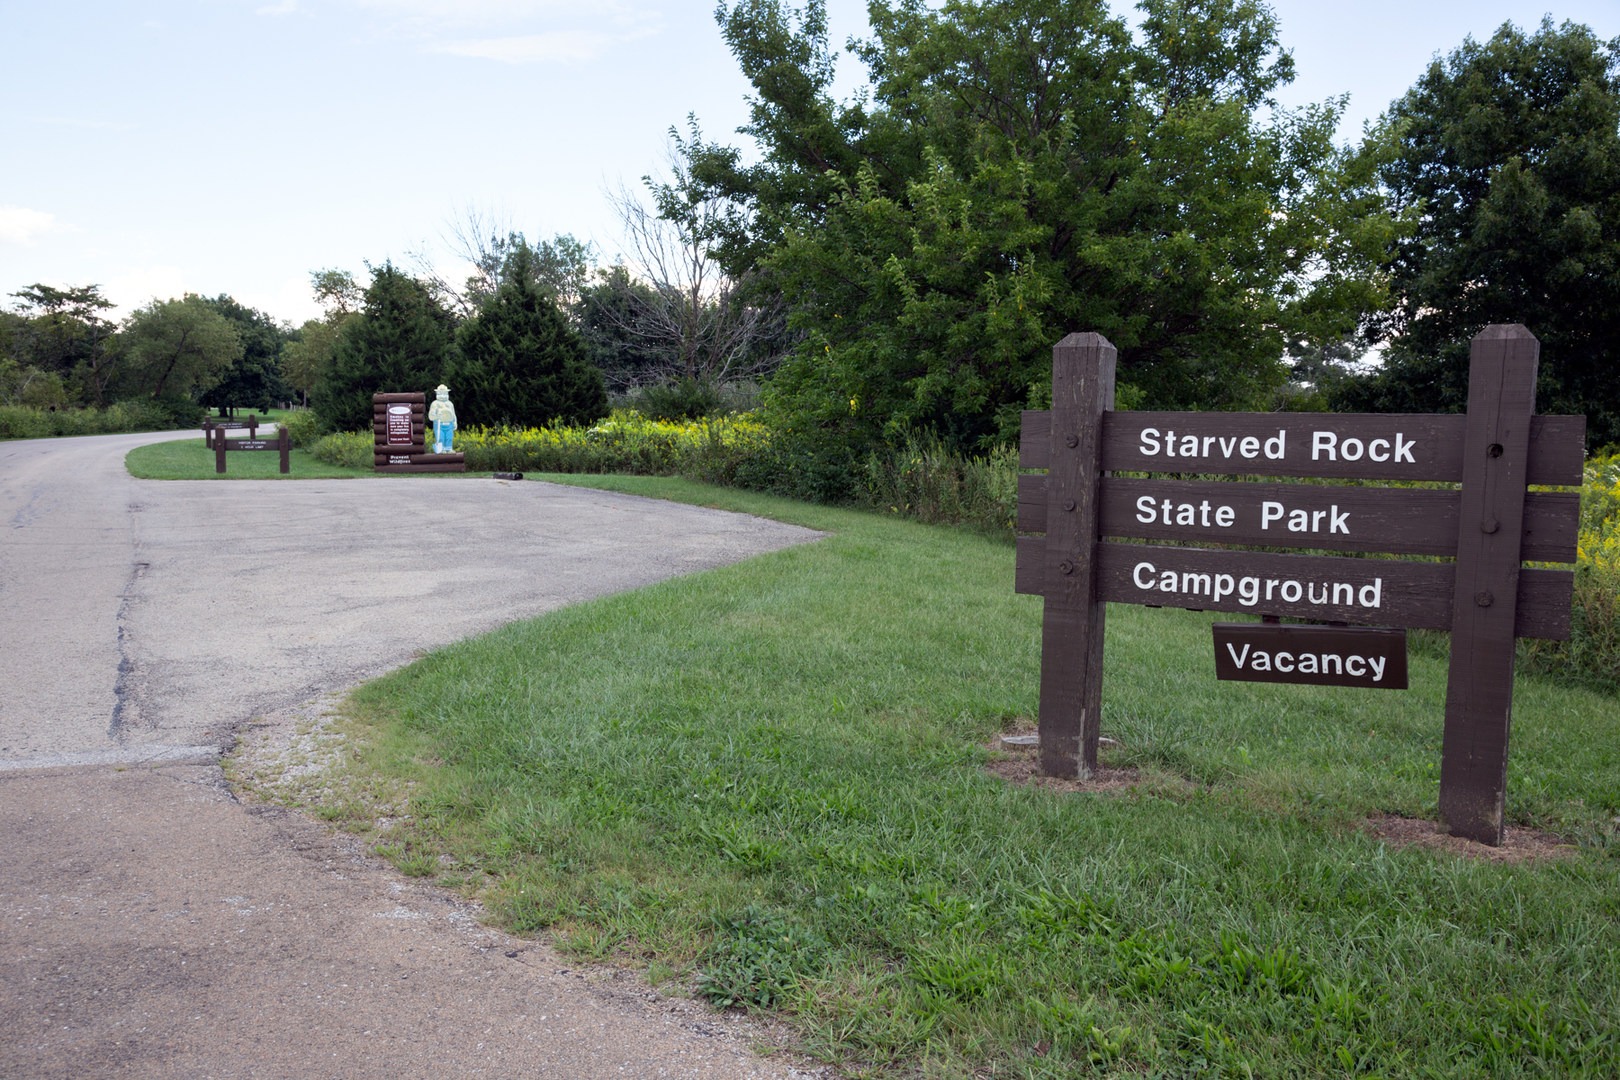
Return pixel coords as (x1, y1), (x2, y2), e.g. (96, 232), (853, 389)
(372, 392), (464, 473)
(214, 424), (290, 474)
(1016, 326), (1584, 845)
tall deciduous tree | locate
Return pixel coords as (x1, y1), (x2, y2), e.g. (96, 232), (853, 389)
(196, 295), (293, 415)
(1334, 18), (1620, 446)
(678, 0), (1396, 453)
(112, 295), (243, 404)
(450, 242), (607, 428)
(605, 134), (791, 392)
(7, 283), (118, 404)
(312, 263), (454, 433)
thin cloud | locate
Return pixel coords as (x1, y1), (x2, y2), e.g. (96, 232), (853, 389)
(256, 0), (300, 14)
(436, 29), (620, 64)
(353, 0), (590, 22)
(0, 206), (60, 246)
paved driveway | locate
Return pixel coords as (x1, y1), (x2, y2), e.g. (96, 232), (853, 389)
(0, 431), (825, 1078)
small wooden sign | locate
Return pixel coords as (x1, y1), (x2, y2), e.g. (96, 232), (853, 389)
(386, 404), (415, 446)
(1212, 624), (1408, 689)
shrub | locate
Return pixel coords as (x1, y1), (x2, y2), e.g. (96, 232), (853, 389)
(279, 409), (322, 449)
(862, 434), (1019, 534)
(455, 410), (769, 479)
(0, 400), (185, 440)
(1518, 453), (1620, 687)
(629, 378), (728, 422)
(309, 430), (375, 470)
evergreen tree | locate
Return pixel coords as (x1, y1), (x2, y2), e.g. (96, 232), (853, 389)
(450, 243), (607, 429)
(311, 263), (454, 433)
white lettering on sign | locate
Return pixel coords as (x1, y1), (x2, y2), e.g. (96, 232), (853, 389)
(1224, 642), (1389, 682)
(1134, 427), (1419, 466)
(1259, 501), (1350, 534)
(1130, 561), (1384, 610)
(1310, 430), (1416, 464)
(1138, 428), (1286, 461)
(1135, 495), (1236, 529)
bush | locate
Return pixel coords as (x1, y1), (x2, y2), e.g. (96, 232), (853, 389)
(309, 430), (375, 470)
(455, 410), (769, 479)
(0, 400), (185, 440)
(1518, 453), (1620, 687)
(279, 409), (322, 449)
(628, 378), (729, 422)
(862, 434), (1019, 534)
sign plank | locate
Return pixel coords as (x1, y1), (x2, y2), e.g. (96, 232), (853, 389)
(1212, 624), (1409, 689)
(1020, 410), (1584, 485)
(1091, 542), (1572, 639)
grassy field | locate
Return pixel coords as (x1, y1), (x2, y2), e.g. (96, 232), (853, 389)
(126, 436), (375, 480)
(239, 474), (1620, 1078)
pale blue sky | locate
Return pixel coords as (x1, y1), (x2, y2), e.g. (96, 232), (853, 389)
(2, 0), (1614, 326)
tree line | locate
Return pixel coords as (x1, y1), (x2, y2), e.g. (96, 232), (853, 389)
(675, 1), (1619, 470)
(5, 3), (1616, 462)
(1, 226), (785, 432)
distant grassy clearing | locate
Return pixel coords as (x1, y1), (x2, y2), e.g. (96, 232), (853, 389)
(244, 474), (1620, 1078)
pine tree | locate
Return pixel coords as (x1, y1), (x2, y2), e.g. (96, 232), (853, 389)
(451, 243), (608, 429)
(311, 263), (454, 433)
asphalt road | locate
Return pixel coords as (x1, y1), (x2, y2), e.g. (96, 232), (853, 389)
(0, 430), (827, 1079)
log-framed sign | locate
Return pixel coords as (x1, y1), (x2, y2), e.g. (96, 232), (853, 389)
(1016, 326), (1584, 845)
(372, 392), (465, 473)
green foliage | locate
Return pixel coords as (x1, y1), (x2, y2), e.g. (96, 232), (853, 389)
(111, 294), (244, 403)
(577, 265), (670, 390)
(195, 294), (293, 414)
(0, 400), (178, 440)
(628, 377), (728, 421)
(861, 435), (1019, 533)
(1336, 18), (1620, 445)
(449, 242), (608, 429)
(4, 283), (118, 405)
(697, 906), (829, 1010)
(456, 410), (767, 478)
(0, 356), (69, 408)
(278, 408), (322, 449)
(292, 479), (1620, 1077)
(311, 263), (454, 433)
(1519, 453), (1620, 687)
(685, 0), (1397, 459)
(308, 430), (377, 470)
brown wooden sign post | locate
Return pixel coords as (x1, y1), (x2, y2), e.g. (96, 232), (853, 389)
(203, 415), (260, 449)
(1017, 326), (1584, 845)
(214, 424), (290, 474)
(372, 392), (465, 473)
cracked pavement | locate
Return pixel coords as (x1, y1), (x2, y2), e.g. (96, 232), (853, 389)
(0, 430), (827, 1079)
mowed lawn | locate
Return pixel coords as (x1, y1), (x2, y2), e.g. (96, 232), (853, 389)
(248, 474), (1620, 1078)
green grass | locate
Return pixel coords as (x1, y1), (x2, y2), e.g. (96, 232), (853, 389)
(126, 437), (376, 479)
(253, 474), (1620, 1077)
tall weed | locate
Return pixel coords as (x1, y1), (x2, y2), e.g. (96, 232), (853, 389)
(1519, 453), (1620, 686)
(862, 435), (1019, 534)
